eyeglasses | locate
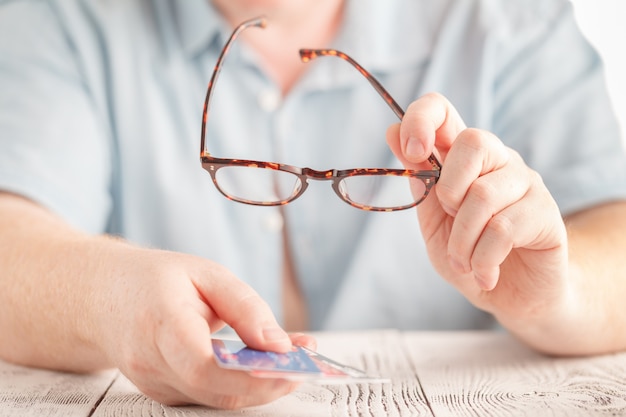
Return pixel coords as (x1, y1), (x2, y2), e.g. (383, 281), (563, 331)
(200, 17), (441, 212)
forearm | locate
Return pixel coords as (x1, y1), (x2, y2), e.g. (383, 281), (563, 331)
(502, 201), (626, 356)
(0, 193), (121, 371)
(563, 200), (626, 352)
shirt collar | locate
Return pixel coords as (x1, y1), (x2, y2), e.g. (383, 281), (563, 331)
(172, 0), (429, 77)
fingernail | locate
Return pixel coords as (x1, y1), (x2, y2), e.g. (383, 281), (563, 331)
(262, 327), (290, 344)
(405, 136), (425, 160)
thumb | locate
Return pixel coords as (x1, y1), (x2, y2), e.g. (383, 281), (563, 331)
(194, 265), (292, 353)
(390, 92), (466, 166)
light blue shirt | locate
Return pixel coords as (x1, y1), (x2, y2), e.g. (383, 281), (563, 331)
(1, 0), (625, 330)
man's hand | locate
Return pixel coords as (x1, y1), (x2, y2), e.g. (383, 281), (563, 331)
(0, 193), (315, 409)
(93, 246), (316, 408)
(386, 93), (574, 352)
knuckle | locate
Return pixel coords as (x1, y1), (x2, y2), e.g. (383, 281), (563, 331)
(527, 167), (544, 185)
(434, 180), (462, 207)
(422, 91), (447, 103)
(507, 146), (523, 161)
(233, 292), (271, 324)
(486, 213), (514, 241)
(458, 127), (489, 149)
(205, 261), (236, 284)
(468, 178), (498, 207)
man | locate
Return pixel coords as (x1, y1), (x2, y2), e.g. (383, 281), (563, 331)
(1, 0), (626, 409)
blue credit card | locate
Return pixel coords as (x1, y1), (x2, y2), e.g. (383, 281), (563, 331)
(211, 338), (390, 384)
(211, 339), (322, 374)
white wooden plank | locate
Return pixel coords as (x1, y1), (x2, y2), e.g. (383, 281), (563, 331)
(91, 330), (433, 417)
(403, 331), (626, 417)
(309, 330), (433, 417)
(8, 331), (625, 416)
(90, 374), (338, 417)
(0, 359), (118, 417)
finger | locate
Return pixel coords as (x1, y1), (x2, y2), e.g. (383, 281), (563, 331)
(155, 305), (297, 408)
(444, 138), (530, 274)
(187, 365), (298, 409)
(470, 173), (565, 290)
(154, 300), (215, 383)
(447, 169), (527, 280)
(388, 122), (436, 172)
(289, 333), (317, 351)
(435, 128), (512, 217)
(193, 265), (292, 353)
(399, 92), (466, 163)
(204, 379), (299, 410)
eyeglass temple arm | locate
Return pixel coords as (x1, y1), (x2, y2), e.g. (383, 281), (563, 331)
(300, 49), (442, 171)
(200, 17), (442, 172)
(200, 16), (267, 156)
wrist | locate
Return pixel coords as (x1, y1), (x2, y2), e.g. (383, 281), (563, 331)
(73, 235), (137, 369)
(495, 262), (600, 356)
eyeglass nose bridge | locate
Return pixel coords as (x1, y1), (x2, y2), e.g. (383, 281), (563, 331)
(298, 166), (368, 207)
(299, 167), (337, 181)
(298, 167), (345, 192)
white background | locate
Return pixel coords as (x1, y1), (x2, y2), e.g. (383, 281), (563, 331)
(570, 0), (626, 144)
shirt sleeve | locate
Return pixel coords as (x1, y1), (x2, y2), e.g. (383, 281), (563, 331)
(0, 1), (113, 233)
(491, 0), (626, 215)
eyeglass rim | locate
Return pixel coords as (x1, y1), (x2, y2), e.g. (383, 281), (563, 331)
(201, 155), (439, 211)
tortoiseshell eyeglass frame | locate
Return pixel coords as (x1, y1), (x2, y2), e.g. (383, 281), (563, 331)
(200, 16), (442, 212)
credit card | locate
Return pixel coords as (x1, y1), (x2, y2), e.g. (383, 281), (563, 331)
(211, 338), (389, 384)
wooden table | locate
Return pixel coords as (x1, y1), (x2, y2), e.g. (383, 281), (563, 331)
(2, 330), (626, 416)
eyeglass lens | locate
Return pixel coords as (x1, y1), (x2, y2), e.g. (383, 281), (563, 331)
(214, 166), (427, 209)
(338, 174), (426, 209)
(214, 166), (302, 204)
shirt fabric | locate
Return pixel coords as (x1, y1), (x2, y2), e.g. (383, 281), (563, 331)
(1, 0), (625, 331)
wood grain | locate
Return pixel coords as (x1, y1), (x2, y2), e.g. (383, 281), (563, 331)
(403, 331), (626, 417)
(2, 331), (626, 416)
(0, 360), (117, 417)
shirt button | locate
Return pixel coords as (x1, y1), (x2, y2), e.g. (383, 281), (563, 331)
(262, 211), (284, 232)
(257, 90), (282, 112)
